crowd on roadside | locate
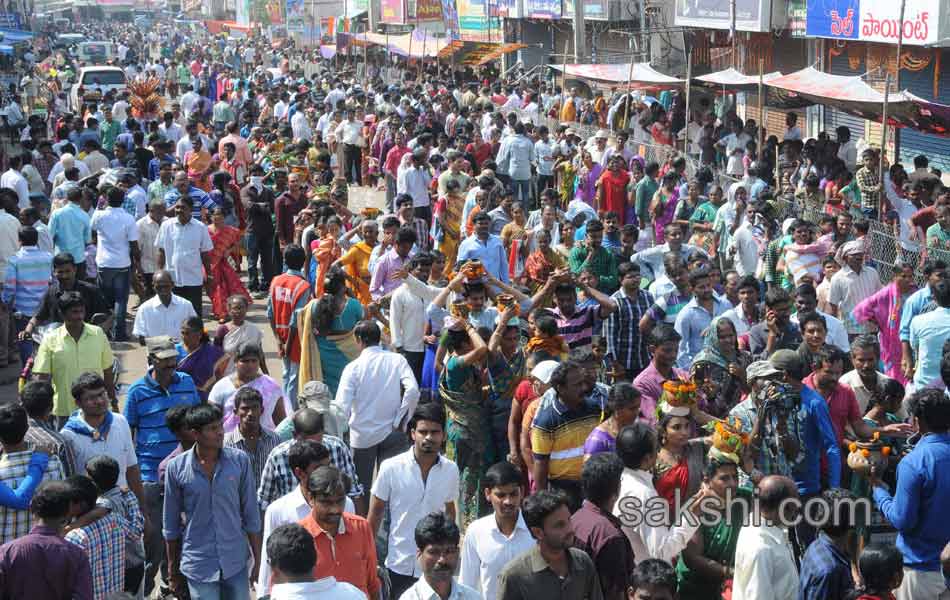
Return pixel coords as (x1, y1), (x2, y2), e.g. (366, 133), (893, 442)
(0, 16), (947, 600)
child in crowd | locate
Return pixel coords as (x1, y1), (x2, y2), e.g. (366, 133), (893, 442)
(627, 558), (678, 600)
(846, 543), (903, 600)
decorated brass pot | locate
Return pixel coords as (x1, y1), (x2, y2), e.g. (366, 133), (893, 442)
(847, 439), (892, 477)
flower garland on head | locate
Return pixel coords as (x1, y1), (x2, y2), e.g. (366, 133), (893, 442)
(705, 416), (751, 464)
(655, 378), (698, 422)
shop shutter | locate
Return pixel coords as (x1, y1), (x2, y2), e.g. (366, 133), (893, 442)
(825, 53), (869, 146)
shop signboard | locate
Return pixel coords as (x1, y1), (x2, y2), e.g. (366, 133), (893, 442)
(805, 0), (941, 46)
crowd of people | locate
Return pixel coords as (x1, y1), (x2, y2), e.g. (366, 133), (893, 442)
(0, 16), (948, 600)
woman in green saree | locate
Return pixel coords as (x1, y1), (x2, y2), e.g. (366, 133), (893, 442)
(438, 315), (490, 531)
(486, 306), (527, 466)
(676, 450), (753, 600)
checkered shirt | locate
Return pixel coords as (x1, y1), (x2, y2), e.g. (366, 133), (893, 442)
(65, 512), (126, 600)
(0, 450), (65, 546)
(257, 436), (363, 512)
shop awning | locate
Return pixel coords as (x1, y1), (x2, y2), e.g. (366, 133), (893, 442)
(350, 31), (449, 58)
(692, 68), (784, 91)
(440, 41), (527, 65)
(763, 67), (950, 138)
(548, 63), (685, 87)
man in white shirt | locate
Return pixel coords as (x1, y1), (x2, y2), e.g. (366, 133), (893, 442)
(155, 195), (213, 318)
(390, 253), (439, 383)
(59, 371), (145, 512)
(335, 108), (365, 186)
(290, 100), (312, 142)
(459, 462), (534, 600)
(790, 285), (850, 353)
(91, 187), (140, 341)
(131, 270), (197, 344)
(733, 475), (800, 600)
(136, 201), (164, 301)
(175, 122), (213, 164)
(264, 522), (365, 600)
(257, 440), (356, 598)
(397, 149), (433, 223)
(334, 320), (419, 510)
(403, 511), (481, 600)
(179, 88), (200, 121)
(158, 111), (184, 145)
(367, 403), (459, 600)
(0, 154), (30, 210)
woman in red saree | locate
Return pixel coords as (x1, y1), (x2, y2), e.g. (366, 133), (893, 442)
(597, 155), (631, 223)
(311, 216), (343, 298)
(207, 208), (251, 322)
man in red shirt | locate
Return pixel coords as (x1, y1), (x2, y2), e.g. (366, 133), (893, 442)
(383, 130), (410, 213)
(268, 245), (311, 407)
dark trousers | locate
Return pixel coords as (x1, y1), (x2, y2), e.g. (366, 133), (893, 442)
(413, 205), (432, 227)
(98, 267), (130, 340)
(74, 260), (87, 282)
(174, 285), (203, 319)
(387, 569), (417, 600)
(142, 481), (165, 596)
(246, 231), (275, 289)
(353, 430), (410, 511)
(125, 563), (144, 594)
(343, 143), (362, 185)
(401, 350), (425, 387)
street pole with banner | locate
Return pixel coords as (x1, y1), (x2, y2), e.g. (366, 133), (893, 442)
(684, 49), (691, 154)
(879, 0), (906, 217)
(757, 58), (764, 150)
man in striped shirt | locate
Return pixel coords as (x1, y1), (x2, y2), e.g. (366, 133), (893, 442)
(530, 360), (604, 512)
(223, 388), (282, 491)
(2, 226), (52, 365)
(531, 271), (616, 354)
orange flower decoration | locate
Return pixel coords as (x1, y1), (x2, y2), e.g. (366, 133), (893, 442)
(881, 446), (892, 456)
(849, 442), (858, 453)
(861, 449), (871, 458)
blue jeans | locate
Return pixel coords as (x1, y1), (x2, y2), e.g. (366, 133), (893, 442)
(187, 566), (250, 600)
(97, 267), (130, 339)
(282, 355), (299, 410)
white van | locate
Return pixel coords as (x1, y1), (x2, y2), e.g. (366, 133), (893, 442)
(70, 66), (127, 112)
(77, 41), (116, 64)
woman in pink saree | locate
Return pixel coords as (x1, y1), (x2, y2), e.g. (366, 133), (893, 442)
(650, 171), (681, 245)
(852, 260), (917, 384)
(207, 207), (251, 322)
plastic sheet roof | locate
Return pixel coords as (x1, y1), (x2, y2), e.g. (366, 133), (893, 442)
(548, 63), (685, 86)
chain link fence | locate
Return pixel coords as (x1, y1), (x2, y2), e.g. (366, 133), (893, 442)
(500, 105), (948, 286)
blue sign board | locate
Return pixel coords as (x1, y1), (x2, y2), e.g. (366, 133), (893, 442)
(806, 0), (860, 39)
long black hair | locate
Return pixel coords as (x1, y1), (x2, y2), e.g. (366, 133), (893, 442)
(314, 267), (348, 335)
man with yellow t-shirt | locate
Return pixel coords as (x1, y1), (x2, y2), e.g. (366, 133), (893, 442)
(530, 359), (602, 512)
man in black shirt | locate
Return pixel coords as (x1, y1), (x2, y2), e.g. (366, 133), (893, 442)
(241, 163), (276, 294)
(21, 253), (111, 340)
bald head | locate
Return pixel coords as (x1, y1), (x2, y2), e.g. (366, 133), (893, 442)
(757, 475), (798, 521)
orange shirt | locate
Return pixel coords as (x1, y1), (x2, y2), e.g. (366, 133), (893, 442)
(298, 512), (381, 599)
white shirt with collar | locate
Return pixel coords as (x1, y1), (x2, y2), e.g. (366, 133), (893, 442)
(258, 486), (355, 598)
(390, 275), (442, 353)
(1, 168), (29, 210)
(612, 467), (700, 564)
(458, 511), (535, 600)
(59, 411), (138, 489)
(333, 345), (420, 449)
(136, 215), (162, 274)
(335, 120), (363, 146)
(291, 111), (312, 142)
(399, 577), (480, 600)
(91, 206), (139, 269)
(0, 211), (19, 274)
(131, 293), (197, 340)
(271, 577), (367, 600)
(732, 522), (799, 600)
(154, 218), (213, 287)
(371, 449), (460, 577)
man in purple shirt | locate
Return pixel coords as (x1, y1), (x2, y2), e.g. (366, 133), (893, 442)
(632, 324), (688, 426)
(0, 480), (93, 600)
(370, 225), (417, 300)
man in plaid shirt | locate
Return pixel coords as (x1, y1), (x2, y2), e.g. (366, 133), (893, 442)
(604, 262), (653, 381)
(65, 474), (127, 600)
(0, 403), (65, 546)
(854, 148), (882, 219)
(257, 408), (365, 514)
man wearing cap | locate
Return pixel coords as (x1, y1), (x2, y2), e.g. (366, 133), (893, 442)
(585, 130), (610, 165)
(770, 349), (841, 556)
(124, 336), (201, 594)
(827, 241), (881, 339)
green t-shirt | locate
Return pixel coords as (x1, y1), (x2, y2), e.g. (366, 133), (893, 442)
(926, 223), (950, 252)
(690, 201), (720, 224)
